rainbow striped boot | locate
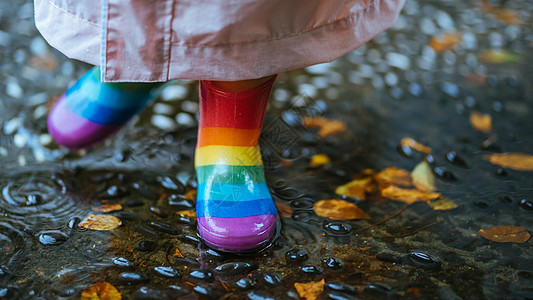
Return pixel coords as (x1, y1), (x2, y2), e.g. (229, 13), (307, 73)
(48, 67), (159, 149)
(195, 77), (278, 252)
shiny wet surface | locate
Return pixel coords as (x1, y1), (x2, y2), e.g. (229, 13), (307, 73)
(1, 0), (533, 299)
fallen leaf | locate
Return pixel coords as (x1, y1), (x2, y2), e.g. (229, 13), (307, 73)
(173, 248), (184, 258)
(484, 153), (533, 171)
(479, 50), (523, 64)
(335, 176), (374, 200)
(428, 197), (458, 210)
(309, 154), (331, 168)
(176, 210), (196, 218)
(375, 167), (413, 189)
(30, 53), (57, 70)
(400, 138), (432, 154)
(381, 186), (440, 204)
(429, 33), (462, 53)
(78, 214), (122, 231)
(481, 1), (521, 25)
(184, 190), (197, 201)
(294, 279), (325, 300)
(313, 199), (370, 220)
(479, 225), (530, 243)
(411, 161), (436, 192)
(81, 282), (122, 300)
(470, 111), (492, 132)
(91, 203), (123, 213)
(276, 202), (294, 218)
(303, 117), (347, 138)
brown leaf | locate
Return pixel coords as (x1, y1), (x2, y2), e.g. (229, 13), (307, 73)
(173, 248), (184, 258)
(470, 111), (492, 132)
(91, 203), (123, 213)
(313, 199), (370, 220)
(184, 190), (197, 201)
(400, 138), (432, 154)
(309, 153), (331, 168)
(381, 186), (440, 204)
(294, 279), (325, 300)
(29, 53), (57, 70)
(481, 1), (521, 25)
(335, 176), (374, 200)
(411, 161), (436, 192)
(428, 197), (458, 210)
(303, 117), (347, 138)
(176, 210), (196, 218)
(81, 282), (122, 300)
(479, 225), (530, 243)
(429, 33), (462, 53)
(375, 167), (413, 189)
(484, 153), (533, 171)
(78, 214), (122, 231)
(275, 202), (294, 219)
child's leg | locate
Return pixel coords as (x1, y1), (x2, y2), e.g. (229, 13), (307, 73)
(48, 67), (160, 149)
(195, 75), (278, 252)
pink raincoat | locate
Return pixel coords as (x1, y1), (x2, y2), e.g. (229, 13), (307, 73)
(34, 0), (404, 82)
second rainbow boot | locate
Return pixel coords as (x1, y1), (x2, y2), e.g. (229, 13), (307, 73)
(195, 76), (278, 252)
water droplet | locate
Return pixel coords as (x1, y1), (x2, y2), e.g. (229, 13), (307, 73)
(323, 221), (353, 236)
(433, 167), (457, 181)
(519, 199), (533, 211)
(190, 270), (214, 282)
(236, 277), (254, 290)
(118, 272), (149, 286)
(323, 257), (344, 270)
(289, 199), (313, 209)
(148, 222), (180, 235)
(214, 262), (257, 277)
(38, 230), (68, 246)
(247, 291), (278, 300)
(444, 151), (468, 167)
(262, 272), (282, 286)
(299, 265), (323, 276)
(149, 206), (168, 218)
(291, 211), (313, 222)
(135, 240), (157, 252)
(285, 249), (309, 263)
(408, 251), (439, 269)
(154, 266), (180, 278)
(113, 257), (132, 268)
(132, 286), (169, 300)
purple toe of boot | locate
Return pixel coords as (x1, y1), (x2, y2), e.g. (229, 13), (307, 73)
(47, 95), (121, 150)
(197, 214), (277, 252)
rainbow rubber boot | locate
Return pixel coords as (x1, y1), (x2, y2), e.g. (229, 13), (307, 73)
(47, 67), (159, 149)
(195, 77), (278, 252)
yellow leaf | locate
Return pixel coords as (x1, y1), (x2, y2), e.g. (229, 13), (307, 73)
(78, 214), (122, 231)
(335, 176), (374, 200)
(400, 138), (432, 154)
(176, 210), (196, 218)
(303, 117), (347, 138)
(275, 202), (294, 219)
(411, 161), (436, 192)
(429, 33), (462, 53)
(313, 199), (370, 220)
(479, 225), (530, 243)
(294, 279), (325, 300)
(375, 167), (413, 189)
(81, 282), (122, 300)
(479, 50), (523, 64)
(91, 204), (123, 213)
(173, 248), (184, 258)
(428, 197), (458, 210)
(484, 153), (533, 171)
(381, 186), (440, 204)
(470, 111), (492, 132)
(184, 190), (197, 201)
(309, 154), (331, 168)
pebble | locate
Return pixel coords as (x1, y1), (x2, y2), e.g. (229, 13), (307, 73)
(113, 257), (133, 268)
(181, 100), (198, 113)
(166, 285), (190, 298)
(299, 265), (323, 276)
(189, 270), (214, 282)
(408, 251), (439, 269)
(153, 266), (180, 278)
(386, 53), (410, 70)
(441, 82), (459, 98)
(156, 176), (185, 192)
(6, 80), (23, 99)
(519, 199), (533, 211)
(161, 85), (188, 101)
(176, 113), (195, 126)
(67, 217), (81, 229)
(247, 291), (280, 300)
(132, 286), (169, 300)
(149, 206), (168, 218)
(323, 221), (353, 236)
(323, 257), (344, 270)
(38, 230), (68, 246)
(153, 103), (174, 115)
(289, 199), (314, 209)
(236, 277), (254, 290)
(104, 185), (130, 199)
(151, 115), (177, 130)
(444, 151), (468, 167)
(262, 272), (282, 286)
(376, 253), (403, 264)
(168, 195), (194, 208)
(214, 262), (257, 277)
(135, 240), (158, 252)
(291, 211), (313, 222)
(148, 222), (180, 235)
(118, 272), (149, 286)
(362, 282), (396, 299)
(178, 235), (200, 245)
(433, 167), (458, 181)
(324, 291), (361, 300)
(325, 282), (358, 295)
(135, 186), (160, 201)
(192, 285), (220, 299)
(126, 198), (145, 207)
(285, 249), (309, 263)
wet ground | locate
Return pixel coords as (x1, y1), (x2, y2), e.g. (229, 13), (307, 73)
(1, 0), (533, 299)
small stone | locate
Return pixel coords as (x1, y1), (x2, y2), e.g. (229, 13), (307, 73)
(126, 199), (145, 207)
(408, 251), (439, 269)
(135, 240), (157, 252)
(161, 85), (188, 101)
(363, 282), (396, 299)
(166, 285), (190, 298)
(247, 291), (280, 300)
(153, 266), (180, 278)
(153, 103), (174, 115)
(375, 253), (403, 263)
(433, 167), (457, 181)
(299, 265), (323, 276)
(325, 282), (358, 295)
(132, 286), (169, 300)
(151, 115), (177, 131)
(113, 257), (133, 268)
(236, 278), (254, 290)
(496, 168), (507, 176)
(104, 185), (130, 199)
(67, 217), (81, 229)
(214, 262), (257, 277)
(149, 206), (168, 218)
(323, 257), (344, 270)
(148, 222), (180, 235)
(118, 272), (149, 286)
(323, 221), (353, 236)
(324, 291), (361, 300)
(178, 235), (200, 245)
(189, 270), (214, 282)
(38, 230), (68, 246)
(519, 199), (533, 211)
(262, 272), (282, 286)
(192, 285), (220, 299)
(176, 113), (195, 126)
(285, 249), (309, 264)
(444, 151), (468, 168)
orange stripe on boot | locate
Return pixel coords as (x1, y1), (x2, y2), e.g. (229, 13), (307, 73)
(197, 127), (261, 147)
